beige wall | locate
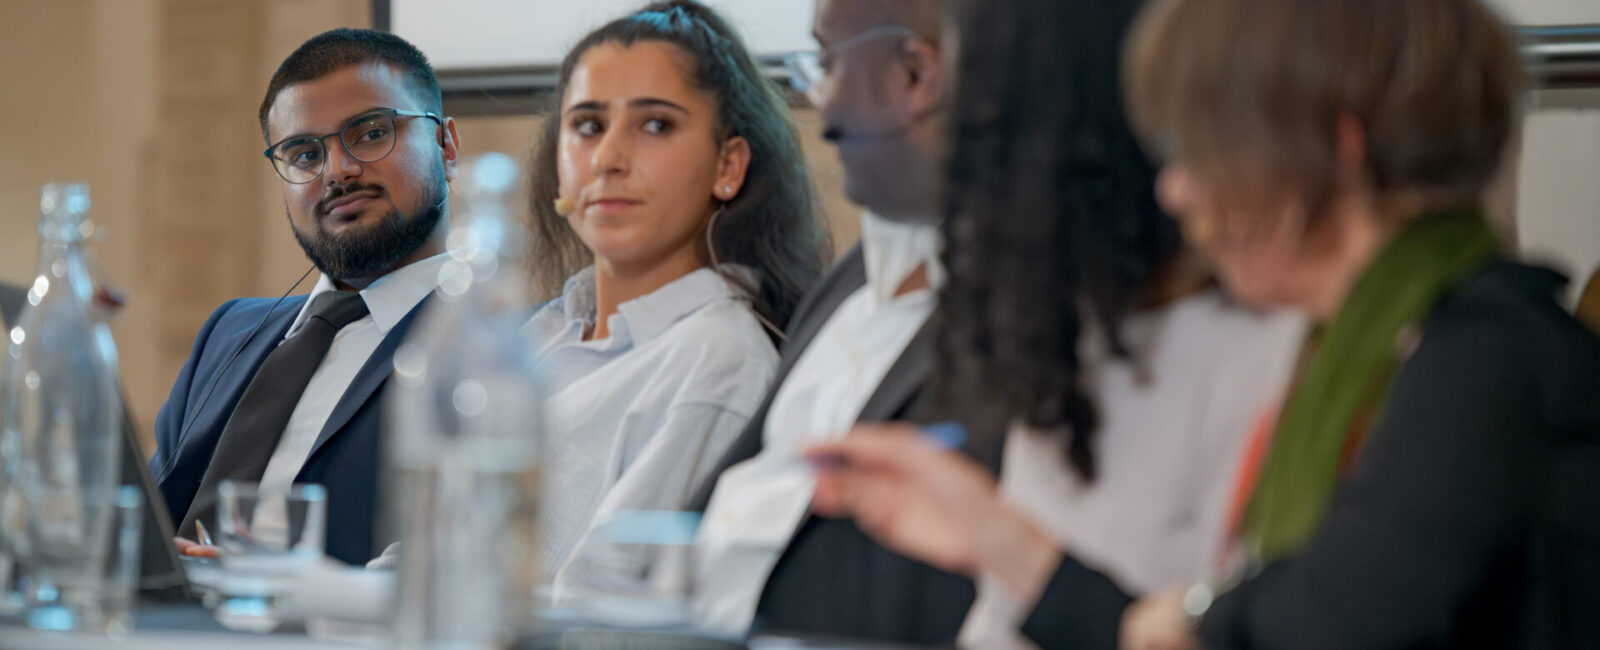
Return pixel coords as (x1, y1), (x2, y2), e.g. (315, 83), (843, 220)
(1492, 0), (1600, 304)
(1, 0), (161, 452)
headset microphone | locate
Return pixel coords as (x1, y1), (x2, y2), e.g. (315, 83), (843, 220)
(823, 123), (918, 144)
(553, 195), (576, 216)
(821, 105), (943, 146)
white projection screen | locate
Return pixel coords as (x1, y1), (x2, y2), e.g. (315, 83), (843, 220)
(386, 0), (814, 72)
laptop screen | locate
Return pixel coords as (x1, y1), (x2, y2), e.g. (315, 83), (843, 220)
(0, 283), (24, 326)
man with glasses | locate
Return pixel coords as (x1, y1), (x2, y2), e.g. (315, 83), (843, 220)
(148, 28), (461, 566)
(689, 0), (970, 643)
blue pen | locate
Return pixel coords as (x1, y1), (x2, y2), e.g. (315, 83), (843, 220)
(919, 421), (968, 450)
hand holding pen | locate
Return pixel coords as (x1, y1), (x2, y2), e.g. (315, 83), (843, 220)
(174, 520), (222, 559)
(805, 420), (1058, 603)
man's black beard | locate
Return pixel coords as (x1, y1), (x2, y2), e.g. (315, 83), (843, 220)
(291, 187), (444, 282)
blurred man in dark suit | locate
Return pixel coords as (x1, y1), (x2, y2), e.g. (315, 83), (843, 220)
(689, 0), (979, 643)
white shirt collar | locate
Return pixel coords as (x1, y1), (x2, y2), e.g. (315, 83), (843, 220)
(859, 210), (946, 306)
(286, 251), (453, 338)
(556, 264), (760, 347)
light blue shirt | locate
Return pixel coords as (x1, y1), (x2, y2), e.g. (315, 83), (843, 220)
(527, 265), (779, 596)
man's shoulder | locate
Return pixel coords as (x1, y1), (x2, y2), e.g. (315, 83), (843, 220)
(784, 243), (868, 334)
(199, 294), (309, 334)
(816, 242), (867, 294)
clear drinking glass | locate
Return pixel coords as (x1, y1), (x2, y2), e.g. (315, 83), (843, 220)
(7, 485), (141, 635)
(560, 510), (701, 630)
(212, 481), (326, 633)
(100, 485), (142, 637)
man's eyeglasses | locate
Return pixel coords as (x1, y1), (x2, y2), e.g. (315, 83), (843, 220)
(784, 25), (923, 105)
(263, 108), (442, 184)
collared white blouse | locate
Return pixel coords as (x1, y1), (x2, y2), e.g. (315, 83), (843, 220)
(528, 265), (780, 597)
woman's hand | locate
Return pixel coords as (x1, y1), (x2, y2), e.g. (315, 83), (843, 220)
(806, 423), (1059, 601)
(1121, 588), (1202, 650)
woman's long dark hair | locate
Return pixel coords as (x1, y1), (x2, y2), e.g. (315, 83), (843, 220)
(527, 0), (831, 332)
(936, 0), (1183, 482)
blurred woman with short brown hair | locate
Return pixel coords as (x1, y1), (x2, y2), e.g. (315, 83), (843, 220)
(1111, 1), (1600, 648)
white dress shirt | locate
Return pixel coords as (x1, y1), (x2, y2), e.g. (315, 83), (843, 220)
(255, 252), (451, 496)
(692, 212), (946, 636)
(958, 291), (1307, 650)
(527, 265), (779, 598)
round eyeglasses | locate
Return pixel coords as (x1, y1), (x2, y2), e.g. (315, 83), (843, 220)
(262, 108), (442, 184)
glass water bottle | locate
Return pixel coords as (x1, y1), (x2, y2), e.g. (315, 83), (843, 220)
(386, 154), (543, 649)
(0, 183), (124, 631)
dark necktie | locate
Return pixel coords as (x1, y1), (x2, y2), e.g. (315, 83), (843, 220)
(179, 290), (370, 536)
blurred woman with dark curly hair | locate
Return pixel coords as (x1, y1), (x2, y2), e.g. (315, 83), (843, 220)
(803, 0), (1305, 647)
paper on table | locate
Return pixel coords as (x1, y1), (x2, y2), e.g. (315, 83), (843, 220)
(279, 557), (395, 623)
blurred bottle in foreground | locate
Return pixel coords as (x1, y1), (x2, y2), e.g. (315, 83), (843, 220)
(0, 183), (124, 631)
(385, 153), (543, 649)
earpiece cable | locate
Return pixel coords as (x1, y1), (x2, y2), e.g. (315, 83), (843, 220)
(154, 265), (316, 483)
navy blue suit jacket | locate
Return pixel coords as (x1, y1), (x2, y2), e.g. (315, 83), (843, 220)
(149, 294), (426, 565)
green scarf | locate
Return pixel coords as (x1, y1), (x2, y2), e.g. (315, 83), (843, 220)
(1240, 208), (1497, 562)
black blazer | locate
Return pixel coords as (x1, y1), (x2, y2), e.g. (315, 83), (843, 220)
(1020, 261), (1600, 650)
(149, 294), (427, 565)
(689, 243), (986, 646)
